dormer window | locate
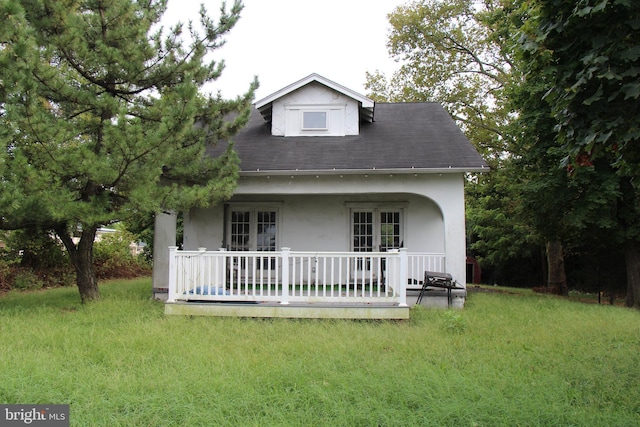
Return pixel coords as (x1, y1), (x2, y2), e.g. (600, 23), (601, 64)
(282, 104), (344, 136)
(302, 111), (328, 130)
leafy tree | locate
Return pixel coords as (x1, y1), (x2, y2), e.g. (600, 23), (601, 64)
(365, 0), (544, 286)
(486, 0), (633, 296)
(0, 0), (256, 302)
(524, 0), (640, 176)
(465, 162), (542, 287)
(521, 0), (640, 307)
(502, 2), (611, 295)
(365, 0), (513, 162)
(370, 0), (634, 297)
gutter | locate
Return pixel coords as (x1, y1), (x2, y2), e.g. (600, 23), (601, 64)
(239, 165), (489, 177)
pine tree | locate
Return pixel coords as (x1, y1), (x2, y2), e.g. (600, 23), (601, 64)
(0, 0), (256, 302)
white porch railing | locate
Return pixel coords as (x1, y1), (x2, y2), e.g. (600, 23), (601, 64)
(406, 251), (446, 288)
(167, 247), (446, 306)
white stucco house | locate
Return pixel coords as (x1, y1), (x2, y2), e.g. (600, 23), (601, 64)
(154, 74), (488, 319)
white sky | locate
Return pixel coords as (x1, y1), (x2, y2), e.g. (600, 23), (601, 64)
(163, 0), (407, 101)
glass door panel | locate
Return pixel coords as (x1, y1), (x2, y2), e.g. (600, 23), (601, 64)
(380, 211), (401, 251)
(353, 211), (373, 276)
(256, 210), (277, 271)
(230, 211), (250, 251)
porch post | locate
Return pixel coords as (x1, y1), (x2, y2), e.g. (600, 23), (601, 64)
(398, 248), (408, 307)
(280, 247), (290, 305)
(217, 248), (226, 289)
(198, 247), (206, 291)
(167, 246), (178, 302)
(152, 211), (177, 298)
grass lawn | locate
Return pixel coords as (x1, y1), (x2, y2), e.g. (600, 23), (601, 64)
(1, 279), (639, 426)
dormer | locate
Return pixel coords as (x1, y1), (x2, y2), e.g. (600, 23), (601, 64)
(254, 73), (375, 137)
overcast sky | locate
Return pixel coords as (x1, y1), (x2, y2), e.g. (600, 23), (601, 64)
(163, 0), (407, 101)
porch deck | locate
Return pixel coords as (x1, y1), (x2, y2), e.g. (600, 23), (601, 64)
(164, 247), (464, 318)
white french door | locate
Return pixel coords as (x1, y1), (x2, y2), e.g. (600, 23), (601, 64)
(351, 209), (402, 279)
(228, 208), (278, 279)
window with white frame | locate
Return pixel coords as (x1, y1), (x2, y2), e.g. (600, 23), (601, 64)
(302, 111), (328, 130)
(283, 104), (345, 136)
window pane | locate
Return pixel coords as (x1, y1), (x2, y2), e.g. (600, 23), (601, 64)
(230, 211), (250, 251)
(353, 211), (373, 252)
(256, 211), (277, 252)
(380, 211), (401, 250)
(302, 111), (327, 129)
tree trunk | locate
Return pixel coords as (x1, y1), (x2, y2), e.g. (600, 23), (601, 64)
(624, 240), (640, 309)
(546, 240), (568, 296)
(56, 225), (100, 303)
(71, 242), (100, 303)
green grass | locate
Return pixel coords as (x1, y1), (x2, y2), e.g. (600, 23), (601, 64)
(1, 279), (639, 426)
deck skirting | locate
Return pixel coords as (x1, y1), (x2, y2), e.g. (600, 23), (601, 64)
(165, 301), (410, 319)
(159, 288), (465, 318)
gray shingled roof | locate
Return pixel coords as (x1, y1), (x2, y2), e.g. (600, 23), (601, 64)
(213, 102), (488, 174)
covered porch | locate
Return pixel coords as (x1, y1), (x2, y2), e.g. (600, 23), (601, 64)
(164, 247), (465, 319)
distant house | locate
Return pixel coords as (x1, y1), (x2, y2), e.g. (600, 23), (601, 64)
(154, 74), (487, 318)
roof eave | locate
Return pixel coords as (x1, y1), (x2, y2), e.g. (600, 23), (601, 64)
(255, 73), (374, 109)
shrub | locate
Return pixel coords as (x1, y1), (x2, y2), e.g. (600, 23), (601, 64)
(11, 269), (44, 291)
(3, 229), (68, 269)
(0, 230), (76, 291)
(93, 230), (151, 279)
(0, 228), (150, 292)
(442, 310), (467, 334)
(0, 258), (13, 292)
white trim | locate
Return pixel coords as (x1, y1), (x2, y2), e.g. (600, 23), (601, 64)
(344, 201), (410, 209)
